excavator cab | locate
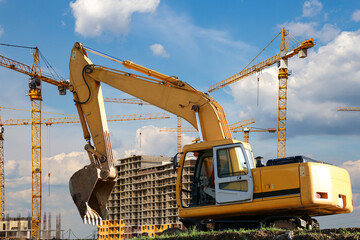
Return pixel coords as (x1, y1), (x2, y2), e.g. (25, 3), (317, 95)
(180, 140), (255, 209)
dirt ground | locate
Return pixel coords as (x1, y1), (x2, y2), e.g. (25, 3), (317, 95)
(161, 228), (360, 240)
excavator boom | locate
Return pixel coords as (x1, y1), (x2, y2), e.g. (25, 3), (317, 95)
(69, 42), (232, 223)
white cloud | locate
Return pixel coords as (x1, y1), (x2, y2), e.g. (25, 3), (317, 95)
(122, 125), (194, 157)
(352, 10), (360, 22)
(70, 0), (160, 37)
(279, 22), (340, 43)
(279, 0), (339, 44)
(316, 23), (341, 42)
(6, 176), (32, 188)
(3, 152), (89, 188)
(302, 0), (323, 18)
(0, 25), (4, 36)
(4, 160), (19, 178)
(341, 160), (360, 189)
(150, 43), (169, 58)
(44, 151), (89, 185)
(229, 30), (360, 137)
(7, 189), (32, 208)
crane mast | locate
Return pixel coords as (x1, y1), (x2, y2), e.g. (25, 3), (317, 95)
(29, 47), (42, 240)
(277, 29), (288, 158)
(176, 117), (182, 159)
(0, 122), (4, 220)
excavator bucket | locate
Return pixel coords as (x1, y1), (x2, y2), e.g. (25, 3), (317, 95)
(69, 164), (116, 225)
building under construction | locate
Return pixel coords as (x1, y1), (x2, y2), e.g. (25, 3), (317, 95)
(97, 155), (194, 240)
(0, 215), (31, 239)
(0, 213), (62, 240)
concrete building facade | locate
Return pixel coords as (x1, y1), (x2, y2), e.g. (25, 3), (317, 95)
(0, 216), (31, 239)
(98, 155), (194, 239)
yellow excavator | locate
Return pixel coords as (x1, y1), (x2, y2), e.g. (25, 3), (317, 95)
(68, 42), (352, 230)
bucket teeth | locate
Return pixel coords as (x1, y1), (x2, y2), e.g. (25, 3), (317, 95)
(83, 202), (103, 226)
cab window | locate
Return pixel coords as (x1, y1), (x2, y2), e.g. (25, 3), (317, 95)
(245, 149), (255, 169)
(217, 147), (247, 178)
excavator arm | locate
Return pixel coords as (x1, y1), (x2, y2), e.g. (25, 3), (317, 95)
(68, 42), (232, 223)
(69, 43), (117, 225)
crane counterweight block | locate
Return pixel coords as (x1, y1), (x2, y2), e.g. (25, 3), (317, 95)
(69, 163), (116, 225)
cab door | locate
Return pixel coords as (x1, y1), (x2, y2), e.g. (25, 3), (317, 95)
(213, 143), (253, 204)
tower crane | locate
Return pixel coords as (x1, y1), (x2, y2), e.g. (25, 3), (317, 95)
(208, 28), (315, 158)
(338, 107), (360, 111)
(0, 43), (69, 239)
(232, 127), (276, 143)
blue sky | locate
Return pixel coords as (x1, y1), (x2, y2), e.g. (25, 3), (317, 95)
(1, 0), (360, 237)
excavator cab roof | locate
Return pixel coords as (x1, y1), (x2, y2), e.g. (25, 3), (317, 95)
(182, 138), (250, 153)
